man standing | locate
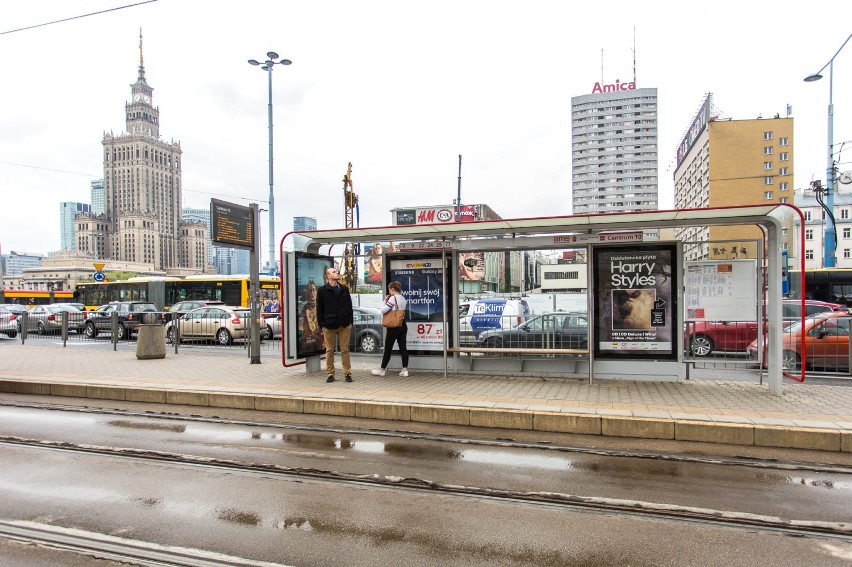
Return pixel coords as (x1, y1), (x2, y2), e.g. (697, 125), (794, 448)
(316, 267), (354, 383)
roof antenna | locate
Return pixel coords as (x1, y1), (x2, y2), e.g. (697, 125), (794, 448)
(633, 27), (637, 85)
(600, 48), (604, 84)
(138, 28), (145, 79)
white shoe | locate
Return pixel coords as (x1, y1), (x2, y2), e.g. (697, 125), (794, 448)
(371, 368), (386, 376)
(399, 369), (408, 377)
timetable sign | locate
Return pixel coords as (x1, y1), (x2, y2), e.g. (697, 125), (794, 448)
(211, 199), (254, 250)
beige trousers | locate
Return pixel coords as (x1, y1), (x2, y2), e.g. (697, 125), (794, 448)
(322, 325), (352, 376)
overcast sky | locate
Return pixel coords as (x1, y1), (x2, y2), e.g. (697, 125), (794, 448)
(1, 1), (850, 256)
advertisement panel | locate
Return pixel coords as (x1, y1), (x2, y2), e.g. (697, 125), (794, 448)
(458, 251), (485, 281)
(387, 254), (445, 352)
(294, 253), (334, 359)
(457, 204), (476, 222)
(363, 242), (398, 285)
(592, 243), (677, 360)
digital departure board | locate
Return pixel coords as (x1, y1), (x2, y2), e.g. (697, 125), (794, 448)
(210, 199), (255, 250)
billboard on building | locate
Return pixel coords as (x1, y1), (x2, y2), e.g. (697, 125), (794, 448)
(676, 94), (712, 167)
(592, 243), (678, 360)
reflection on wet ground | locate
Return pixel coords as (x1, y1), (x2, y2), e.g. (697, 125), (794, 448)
(217, 508), (261, 526)
(106, 420), (187, 433)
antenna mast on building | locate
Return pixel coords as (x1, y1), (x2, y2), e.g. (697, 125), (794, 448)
(600, 48), (604, 85)
(633, 27), (637, 84)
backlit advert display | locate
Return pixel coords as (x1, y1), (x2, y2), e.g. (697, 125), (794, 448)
(294, 254), (333, 359)
(592, 243), (678, 360)
(387, 254), (445, 352)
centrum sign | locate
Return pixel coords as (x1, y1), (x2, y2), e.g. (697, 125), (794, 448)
(552, 232), (644, 245)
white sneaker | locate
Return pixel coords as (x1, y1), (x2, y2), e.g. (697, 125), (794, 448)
(399, 369), (409, 377)
(371, 368), (386, 376)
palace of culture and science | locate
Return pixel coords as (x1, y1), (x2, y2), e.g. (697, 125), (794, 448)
(73, 37), (210, 275)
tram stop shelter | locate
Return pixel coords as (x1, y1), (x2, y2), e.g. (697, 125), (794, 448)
(280, 204), (802, 395)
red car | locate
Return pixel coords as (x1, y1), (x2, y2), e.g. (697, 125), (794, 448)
(748, 311), (852, 371)
(686, 299), (843, 357)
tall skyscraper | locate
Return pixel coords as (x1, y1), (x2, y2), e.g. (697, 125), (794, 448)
(673, 94), (795, 261)
(182, 207), (215, 265)
(59, 202), (90, 250)
(90, 179), (105, 215)
(571, 83), (658, 215)
(74, 33), (207, 274)
(293, 216), (317, 231)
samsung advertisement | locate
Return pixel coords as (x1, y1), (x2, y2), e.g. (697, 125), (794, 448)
(387, 254), (446, 352)
(592, 243), (678, 360)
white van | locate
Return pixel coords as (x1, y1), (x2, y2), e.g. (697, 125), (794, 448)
(458, 298), (530, 345)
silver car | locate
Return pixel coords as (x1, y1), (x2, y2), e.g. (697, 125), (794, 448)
(0, 305), (24, 338)
(24, 304), (87, 334)
(164, 305), (252, 345)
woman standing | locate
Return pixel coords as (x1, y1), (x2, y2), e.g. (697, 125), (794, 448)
(371, 281), (409, 377)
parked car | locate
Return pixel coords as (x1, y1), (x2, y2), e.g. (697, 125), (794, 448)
(261, 313), (280, 340)
(0, 305), (23, 338)
(164, 305), (251, 345)
(352, 307), (383, 354)
(55, 302), (87, 315)
(83, 301), (161, 340)
(747, 311), (852, 371)
(165, 299), (226, 321)
(477, 312), (588, 350)
(24, 304), (87, 334)
(686, 299), (844, 357)
(261, 308), (382, 352)
(459, 298), (531, 346)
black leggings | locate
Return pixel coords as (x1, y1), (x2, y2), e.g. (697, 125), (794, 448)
(381, 325), (409, 369)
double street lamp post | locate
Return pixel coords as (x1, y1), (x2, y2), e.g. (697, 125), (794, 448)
(804, 32), (852, 268)
(248, 52), (291, 276)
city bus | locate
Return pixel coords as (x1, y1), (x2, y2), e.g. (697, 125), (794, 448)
(787, 269), (852, 308)
(2, 289), (75, 307)
(74, 275), (281, 311)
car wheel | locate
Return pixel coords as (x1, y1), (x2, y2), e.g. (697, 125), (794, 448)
(782, 350), (801, 372)
(217, 328), (233, 345)
(116, 324), (127, 341)
(360, 333), (377, 354)
(485, 337), (503, 349)
(36, 322), (46, 335)
(6, 331), (17, 339)
(166, 327), (178, 344)
(84, 323), (98, 338)
(689, 335), (714, 357)
(263, 325), (273, 341)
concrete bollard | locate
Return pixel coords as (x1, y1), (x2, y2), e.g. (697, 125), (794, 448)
(136, 322), (166, 360)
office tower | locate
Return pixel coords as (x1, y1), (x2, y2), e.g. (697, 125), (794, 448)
(571, 83), (658, 215)
(90, 179), (105, 215)
(60, 202), (91, 250)
(674, 94), (795, 262)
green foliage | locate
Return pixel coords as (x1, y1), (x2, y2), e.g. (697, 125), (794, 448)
(104, 271), (142, 282)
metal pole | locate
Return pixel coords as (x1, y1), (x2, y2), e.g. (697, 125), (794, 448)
(267, 67), (276, 276)
(824, 59), (836, 268)
(456, 155), (462, 222)
(250, 203), (262, 363)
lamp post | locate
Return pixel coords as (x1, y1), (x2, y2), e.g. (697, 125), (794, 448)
(804, 32), (851, 268)
(248, 51), (292, 276)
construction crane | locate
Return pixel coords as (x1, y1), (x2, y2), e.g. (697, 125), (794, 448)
(339, 162), (360, 290)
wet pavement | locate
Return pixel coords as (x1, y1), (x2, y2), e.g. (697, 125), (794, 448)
(1, 342), (851, 452)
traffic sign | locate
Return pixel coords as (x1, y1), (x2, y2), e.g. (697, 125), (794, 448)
(94, 271), (106, 282)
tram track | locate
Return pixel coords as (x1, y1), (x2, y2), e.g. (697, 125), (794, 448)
(0, 519), (287, 567)
(2, 399), (850, 475)
(2, 434), (851, 541)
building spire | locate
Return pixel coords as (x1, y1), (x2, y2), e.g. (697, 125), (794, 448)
(138, 28), (145, 79)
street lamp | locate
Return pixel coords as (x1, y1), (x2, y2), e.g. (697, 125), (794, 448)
(804, 32), (851, 268)
(248, 51), (292, 276)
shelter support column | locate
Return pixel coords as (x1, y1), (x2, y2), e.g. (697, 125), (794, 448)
(766, 221), (783, 394)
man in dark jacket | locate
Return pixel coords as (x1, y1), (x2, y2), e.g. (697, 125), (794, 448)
(316, 266), (354, 383)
